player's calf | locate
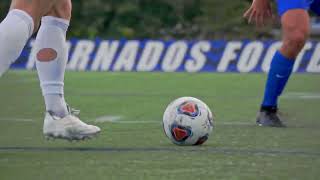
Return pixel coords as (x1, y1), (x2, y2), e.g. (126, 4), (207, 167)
(35, 15), (70, 118)
(35, 1), (72, 118)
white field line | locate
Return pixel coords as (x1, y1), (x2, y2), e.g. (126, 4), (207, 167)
(104, 121), (162, 124)
(94, 115), (161, 124)
(93, 115), (252, 125)
(0, 118), (34, 122)
(97, 120), (253, 126)
(282, 92), (320, 99)
(0, 117), (257, 126)
(94, 115), (123, 123)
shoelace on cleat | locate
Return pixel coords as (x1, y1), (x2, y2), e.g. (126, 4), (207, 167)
(66, 104), (80, 116)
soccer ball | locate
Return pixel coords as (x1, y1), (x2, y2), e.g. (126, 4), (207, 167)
(163, 97), (214, 146)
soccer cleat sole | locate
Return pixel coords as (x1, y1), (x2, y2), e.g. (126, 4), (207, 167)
(44, 131), (100, 141)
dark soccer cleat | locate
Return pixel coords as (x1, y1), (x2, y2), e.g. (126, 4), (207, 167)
(256, 106), (286, 128)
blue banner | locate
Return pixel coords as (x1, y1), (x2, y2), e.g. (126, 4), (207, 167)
(13, 39), (320, 73)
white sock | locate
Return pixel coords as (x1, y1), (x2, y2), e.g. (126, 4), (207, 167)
(35, 16), (69, 118)
(44, 94), (68, 117)
(0, 9), (34, 76)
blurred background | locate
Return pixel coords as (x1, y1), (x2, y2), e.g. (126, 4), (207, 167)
(1, 0), (319, 39)
(0, 1), (320, 180)
(1, 0), (319, 73)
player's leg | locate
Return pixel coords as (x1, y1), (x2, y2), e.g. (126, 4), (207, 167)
(0, 0), (56, 76)
(35, 0), (71, 118)
(257, 7), (310, 127)
(34, 0), (100, 140)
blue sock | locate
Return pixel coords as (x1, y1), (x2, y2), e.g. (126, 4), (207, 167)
(261, 51), (295, 107)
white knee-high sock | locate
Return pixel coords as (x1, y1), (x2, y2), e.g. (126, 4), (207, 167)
(0, 9), (34, 76)
(35, 16), (69, 117)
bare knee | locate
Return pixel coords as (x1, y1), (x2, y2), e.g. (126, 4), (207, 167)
(10, 0), (57, 32)
(280, 9), (310, 59)
(46, 0), (72, 21)
(282, 30), (308, 57)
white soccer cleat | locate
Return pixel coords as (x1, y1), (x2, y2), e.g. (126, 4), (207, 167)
(43, 109), (101, 141)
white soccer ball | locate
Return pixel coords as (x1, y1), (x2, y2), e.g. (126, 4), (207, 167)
(163, 97), (214, 146)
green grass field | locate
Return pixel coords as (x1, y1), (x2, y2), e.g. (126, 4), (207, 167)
(0, 71), (319, 180)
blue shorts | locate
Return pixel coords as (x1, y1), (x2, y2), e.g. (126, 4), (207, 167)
(277, 0), (320, 16)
